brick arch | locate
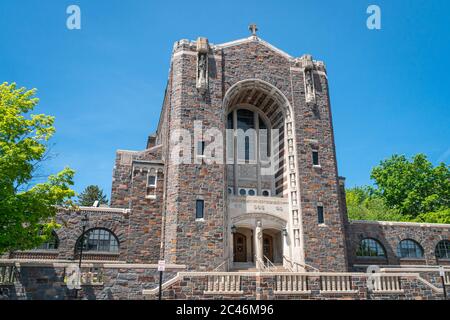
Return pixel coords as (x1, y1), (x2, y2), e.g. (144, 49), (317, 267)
(231, 212), (287, 231)
(223, 78), (292, 129)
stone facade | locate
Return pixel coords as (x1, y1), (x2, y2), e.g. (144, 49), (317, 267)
(1, 32), (449, 300)
(0, 263), (180, 300)
(347, 220), (450, 268)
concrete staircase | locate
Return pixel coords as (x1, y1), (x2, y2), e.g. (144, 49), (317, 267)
(231, 262), (288, 272)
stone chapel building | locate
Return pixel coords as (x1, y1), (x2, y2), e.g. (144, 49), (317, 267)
(1, 29), (449, 300)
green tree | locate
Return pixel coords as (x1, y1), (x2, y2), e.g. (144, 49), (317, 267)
(346, 186), (407, 221)
(413, 208), (450, 224)
(77, 185), (108, 206)
(0, 82), (75, 254)
(370, 154), (450, 217)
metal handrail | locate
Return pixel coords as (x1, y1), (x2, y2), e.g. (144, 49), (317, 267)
(255, 255), (267, 271)
(283, 255), (319, 272)
(282, 256), (294, 272)
(213, 257), (230, 271)
(264, 255), (276, 271)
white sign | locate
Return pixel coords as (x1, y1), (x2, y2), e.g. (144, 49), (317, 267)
(64, 263), (81, 290)
(439, 266), (445, 277)
(158, 260), (166, 272)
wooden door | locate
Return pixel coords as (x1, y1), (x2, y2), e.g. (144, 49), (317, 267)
(263, 234), (273, 262)
(233, 233), (247, 262)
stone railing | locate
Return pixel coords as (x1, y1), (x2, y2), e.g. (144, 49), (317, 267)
(319, 275), (355, 293)
(275, 275), (309, 293)
(9, 250), (59, 260)
(205, 275), (242, 294)
(144, 271), (445, 300)
(74, 252), (121, 262)
(372, 275), (402, 292)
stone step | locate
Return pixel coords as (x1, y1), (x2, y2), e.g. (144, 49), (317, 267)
(230, 263), (289, 272)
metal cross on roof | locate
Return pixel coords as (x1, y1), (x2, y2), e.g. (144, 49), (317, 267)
(249, 23), (258, 36)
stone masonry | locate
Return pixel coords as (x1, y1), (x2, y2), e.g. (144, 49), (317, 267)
(1, 31), (449, 300)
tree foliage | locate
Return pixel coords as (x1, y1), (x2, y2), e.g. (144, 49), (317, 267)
(0, 82), (75, 254)
(77, 185), (108, 207)
(413, 208), (450, 224)
(347, 154), (450, 223)
(346, 186), (407, 222)
(371, 154), (449, 217)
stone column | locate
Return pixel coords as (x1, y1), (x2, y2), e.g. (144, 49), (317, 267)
(255, 221), (263, 269)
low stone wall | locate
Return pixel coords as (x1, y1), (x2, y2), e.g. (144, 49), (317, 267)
(144, 271), (449, 300)
(0, 261), (183, 300)
(2, 261), (448, 300)
(346, 220), (450, 267)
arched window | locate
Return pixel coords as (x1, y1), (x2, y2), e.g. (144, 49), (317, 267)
(397, 239), (424, 258)
(435, 240), (450, 259)
(227, 108), (270, 162)
(35, 231), (59, 250)
(356, 238), (386, 257)
(76, 228), (119, 253)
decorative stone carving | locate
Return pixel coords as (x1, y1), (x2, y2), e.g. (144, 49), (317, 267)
(196, 37), (209, 94)
(299, 54), (316, 103)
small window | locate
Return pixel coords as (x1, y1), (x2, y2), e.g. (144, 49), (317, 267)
(239, 189), (247, 196)
(197, 141), (205, 156)
(435, 240), (450, 259)
(262, 190), (270, 197)
(317, 206), (324, 224)
(248, 189), (256, 196)
(244, 136), (250, 162)
(196, 199), (204, 219)
(228, 187), (233, 195)
(35, 231), (59, 250)
(357, 238), (386, 257)
(397, 239), (424, 258)
(148, 175), (157, 187)
(312, 150), (319, 166)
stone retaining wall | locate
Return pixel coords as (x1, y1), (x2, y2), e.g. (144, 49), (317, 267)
(0, 263), (182, 300)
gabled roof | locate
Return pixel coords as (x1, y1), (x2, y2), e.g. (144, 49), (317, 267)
(213, 35), (294, 60)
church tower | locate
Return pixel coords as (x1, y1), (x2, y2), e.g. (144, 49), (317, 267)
(152, 27), (348, 271)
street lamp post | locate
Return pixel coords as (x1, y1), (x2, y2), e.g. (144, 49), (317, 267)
(74, 212), (89, 299)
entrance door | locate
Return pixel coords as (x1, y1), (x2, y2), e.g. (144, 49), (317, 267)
(233, 233), (247, 262)
(263, 234), (273, 262)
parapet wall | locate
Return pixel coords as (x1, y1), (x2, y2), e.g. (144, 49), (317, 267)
(1, 262), (448, 300)
(346, 220), (450, 268)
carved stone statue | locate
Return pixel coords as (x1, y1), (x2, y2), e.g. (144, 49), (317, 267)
(197, 54), (207, 87)
(305, 70), (315, 103)
(196, 37), (209, 94)
(299, 54), (316, 103)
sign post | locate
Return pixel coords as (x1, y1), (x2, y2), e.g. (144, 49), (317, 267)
(439, 266), (447, 299)
(158, 260), (165, 301)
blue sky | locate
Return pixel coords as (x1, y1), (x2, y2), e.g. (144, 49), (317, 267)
(1, 0), (449, 199)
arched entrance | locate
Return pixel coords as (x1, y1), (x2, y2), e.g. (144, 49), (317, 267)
(224, 79), (291, 197)
(262, 229), (283, 263)
(224, 79), (305, 269)
(263, 234), (273, 261)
